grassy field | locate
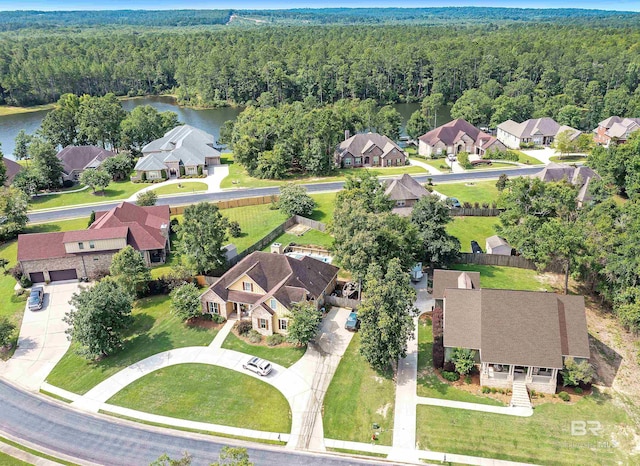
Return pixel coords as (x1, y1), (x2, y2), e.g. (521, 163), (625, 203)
(323, 333), (396, 445)
(549, 155), (588, 163)
(446, 216), (499, 252)
(415, 391), (634, 464)
(108, 363), (292, 433)
(0, 218), (89, 356)
(29, 180), (143, 210)
(0, 451), (30, 466)
(0, 103), (55, 116)
(46, 294), (217, 394)
(451, 264), (554, 292)
(309, 192), (337, 223)
(466, 162), (517, 170)
(222, 332), (306, 367)
(220, 154), (426, 189)
(417, 316), (503, 405)
(512, 150), (544, 165)
(434, 180), (500, 205)
(151, 182), (208, 196)
(412, 157), (451, 172)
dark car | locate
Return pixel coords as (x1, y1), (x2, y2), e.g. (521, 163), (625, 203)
(345, 311), (360, 332)
(446, 197), (462, 208)
(470, 240), (483, 254)
(243, 357), (273, 376)
(28, 286), (44, 311)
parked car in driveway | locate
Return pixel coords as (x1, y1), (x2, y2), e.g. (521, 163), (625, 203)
(28, 286), (44, 311)
(345, 311), (360, 331)
(471, 240), (483, 254)
(243, 357), (273, 376)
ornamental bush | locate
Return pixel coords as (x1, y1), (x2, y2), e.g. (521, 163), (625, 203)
(441, 371), (460, 382)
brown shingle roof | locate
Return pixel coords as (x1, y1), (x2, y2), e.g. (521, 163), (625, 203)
(384, 174), (430, 202)
(336, 133), (403, 159)
(18, 232), (68, 261)
(443, 288), (482, 350)
(62, 227), (129, 243)
(3, 158), (23, 185)
(56, 145), (115, 175)
(419, 119), (485, 146)
(432, 269), (480, 300)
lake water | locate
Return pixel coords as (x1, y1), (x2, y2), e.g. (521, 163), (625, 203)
(0, 96), (451, 160)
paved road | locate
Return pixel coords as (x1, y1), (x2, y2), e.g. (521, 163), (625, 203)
(0, 380), (389, 466)
(27, 167), (541, 223)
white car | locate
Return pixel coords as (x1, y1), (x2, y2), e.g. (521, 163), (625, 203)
(447, 154), (457, 162)
(243, 357), (273, 376)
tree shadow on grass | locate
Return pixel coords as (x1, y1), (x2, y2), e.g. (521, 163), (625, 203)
(589, 334), (622, 388)
(90, 331), (173, 372)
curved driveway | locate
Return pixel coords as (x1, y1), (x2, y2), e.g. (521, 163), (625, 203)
(28, 166), (542, 223)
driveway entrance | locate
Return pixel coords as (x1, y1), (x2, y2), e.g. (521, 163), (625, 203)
(0, 281), (84, 391)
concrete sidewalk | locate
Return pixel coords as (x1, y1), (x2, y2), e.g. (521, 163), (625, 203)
(416, 396), (533, 416)
(408, 157), (441, 175)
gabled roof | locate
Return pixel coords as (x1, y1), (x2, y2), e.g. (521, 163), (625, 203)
(605, 118), (640, 139)
(485, 235), (509, 249)
(598, 116), (623, 129)
(419, 119), (487, 147)
(335, 132), (403, 159)
(534, 163), (600, 186)
(384, 174), (430, 201)
(432, 269), (480, 300)
(497, 117), (575, 139)
(62, 227), (129, 243)
(3, 157), (23, 185)
(203, 251), (339, 312)
(136, 125), (221, 171)
(18, 232), (68, 261)
(56, 145), (115, 175)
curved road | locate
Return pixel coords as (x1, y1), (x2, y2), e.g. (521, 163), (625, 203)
(0, 380), (382, 466)
(27, 167), (541, 223)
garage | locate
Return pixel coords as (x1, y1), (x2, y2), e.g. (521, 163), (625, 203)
(49, 269), (78, 282)
(29, 272), (45, 283)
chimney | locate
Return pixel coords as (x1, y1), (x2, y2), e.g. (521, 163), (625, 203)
(344, 130), (350, 141)
(271, 242), (283, 254)
(160, 223), (169, 239)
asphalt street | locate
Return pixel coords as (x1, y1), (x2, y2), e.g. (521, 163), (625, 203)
(27, 166), (541, 223)
(0, 380), (387, 466)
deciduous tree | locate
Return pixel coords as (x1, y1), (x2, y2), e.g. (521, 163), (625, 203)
(410, 195), (460, 267)
(109, 245), (152, 297)
(136, 190), (158, 206)
(29, 137), (63, 188)
(286, 301), (321, 346)
(177, 202), (228, 275)
(278, 184), (315, 217)
(170, 282), (202, 322)
(79, 168), (111, 194)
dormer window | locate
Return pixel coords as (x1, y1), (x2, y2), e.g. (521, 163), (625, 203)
(243, 282), (253, 292)
(270, 298), (277, 310)
(89, 241), (95, 249)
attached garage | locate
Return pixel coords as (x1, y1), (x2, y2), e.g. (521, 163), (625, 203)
(49, 269), (78, 282)
(29, 272), (45, 283)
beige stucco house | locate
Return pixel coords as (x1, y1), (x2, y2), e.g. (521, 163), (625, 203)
(200, 251), (339, 336)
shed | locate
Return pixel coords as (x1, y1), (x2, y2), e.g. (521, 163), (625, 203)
(486, 235), (512, 256)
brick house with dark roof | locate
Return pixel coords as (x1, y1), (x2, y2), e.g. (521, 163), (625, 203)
(383, 174), (430, 216)
(418, 119), (506, 158)
(18, 202), (170, 283)
(200, 251), (339, 336)
(2, 157), (23, 186)
(434, 269), (590, 394)
(334, 132), (406, 168)
(56, 145), (116, 182)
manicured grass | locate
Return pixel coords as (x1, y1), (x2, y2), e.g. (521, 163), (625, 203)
(451, 264), (554, 292)
(417, 317), (503, 405)
(446, 216), (499, 252)
(46, 294), (217, 395)
(309, 192), (337, 223)
(220, 154), (426, 189)
(0, 217), (90, 356)
(262, 229), (334, 251)
(512, 150), (544, 165)
(0, 451), (31, 466)
(108, 363), (292, 433)
(151, 182), (208, 196)
(415, 390), (635, 465)
(222, 205), (289, 252)
(29, 180), (143, 210)
(221, 331), (306, 368)
(549, 155), (588, 163)
(466, 162), (516, 170)
(0, 103), (55, 116)
(413, 157), (451, 172)
(434, 180), (500, 205)
(0, 436), (77, 466)
(323, 333), (396, 445)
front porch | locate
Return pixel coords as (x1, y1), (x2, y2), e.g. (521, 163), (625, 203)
(481, 362), (558, 394)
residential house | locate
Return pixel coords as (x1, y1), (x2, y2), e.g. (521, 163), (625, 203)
(334, 132), (406, 168)
(593, 116), (640, 147)
(3, 157), (23, 186)
(418, 119), (506, 158)
(533, 163), (601, 206)
(485, 235), (512, 256)
(200, 251), (339, 336)
(432, 269), (480, 307)
(435, 269), (590, 394)
(133, 125), (221, 181)
(18, 202), (170, 283)
(383, 174), (430, 216)
(56, 145), (116, 182)
(497, 117), (581, 149)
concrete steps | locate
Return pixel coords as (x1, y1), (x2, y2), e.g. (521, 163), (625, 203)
(510, 381), (532, 408)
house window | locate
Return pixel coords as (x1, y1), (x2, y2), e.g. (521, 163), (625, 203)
(259, 318), (268, 329)
(278, 319), (288, 331)
(343, 158), (352, 166)
(89, 241), (95, 249)
(386, 159), (391, 166)
(373, 156), (379, 164)
(243, 282), (253, 292)
(186, 166), (196, 175)
(396, 200), (406, 207)
(208, 302), (220, 315)
(78, 242), (84, 250)
(270, 298), (277, 310)
(148, 171), (159, 180)
(355, 157), (361, 164)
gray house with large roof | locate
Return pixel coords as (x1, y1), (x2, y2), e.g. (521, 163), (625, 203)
(133, 125), (221, 181)
(334, 132), (406, 168)
(496, 117), (581, 149)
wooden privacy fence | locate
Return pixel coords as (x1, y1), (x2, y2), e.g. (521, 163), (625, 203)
(292, 215), (327, 232)
(325, 295), (360, 309)
(456, 253), (566, 274)
(170, 195), (278, 215)
(449, 208), (503, 217)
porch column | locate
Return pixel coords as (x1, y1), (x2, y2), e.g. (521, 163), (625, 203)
(508, 364), (514, 382)
(481, 362), (488, 375)
(526, 366), (533, 383)
(551, 368), (558, 381)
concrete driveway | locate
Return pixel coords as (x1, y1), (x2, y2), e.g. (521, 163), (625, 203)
(0, 281), (84, 391)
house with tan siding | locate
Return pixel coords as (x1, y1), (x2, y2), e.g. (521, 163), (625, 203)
(200, 251), (339, 336)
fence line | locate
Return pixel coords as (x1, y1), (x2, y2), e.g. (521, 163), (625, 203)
(449, 208), (503, 217)
(292, 215), (327, 232)
(169, 195), (278, 215)
(325, 295), (360, 309)
(455, 253), (565, 273)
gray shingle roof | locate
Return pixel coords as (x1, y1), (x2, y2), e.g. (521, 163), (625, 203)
(498, 117), (580, 140)
(432, 269), (480, 300)
(384, 174), (430, 201)
(56, 145), (115, 175)
(336, 132), (403, 159)
(486, 235), (509, 249)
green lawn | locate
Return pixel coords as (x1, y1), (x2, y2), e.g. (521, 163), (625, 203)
(512, 150), (544, 165)
(46, 294), (217, 395)
(221, 154), (426, 189)
(466, 162), (517, 170)
(0, 103), (56, 116)
(446, 216), (499, 252)
(451, 264), (554, 292)
(151, 182), (208, 196)
(221, 332), (306, 367)
(323, 333), (396, 445)
(0, 451), (31, 466)
(29, 180), (143, 210)
(417, 316), (503, 405)
(411, 157), (451, 172)
(435, 180), (500, 205)
(108, 363), (292, 433)
(0, 217), (89, 356)
(309, 192), (337, 223)
(416, 391), (635, 465)
(549, 155), (588, 163)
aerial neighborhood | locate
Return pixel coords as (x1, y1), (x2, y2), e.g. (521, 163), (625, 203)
(0, 6), (640, 466)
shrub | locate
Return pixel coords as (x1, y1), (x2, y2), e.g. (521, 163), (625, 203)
(441, 371), (460, 382)
(197, 166), (203, 176)
(496, 173), (509, 191)
(137, 190), (158, 206)
(247, 330), (262, 344)
(432, 336), (445, 369)
(558, 391), (570, 402)
(490, 387), (497, 393)
(443, 361), (455, 372)
(201, 313), (213, 321)
(463, 201), (472, 208)
(266, 334), (285, 346)
(19, 275), (32, 288)
(574, 387), (583, 394)
(539, 393), (544, 398)
(457, 151), (472, 169)
(530, 389), (537, 398)
(141, 172), (147, 182)
(228, 220), (242, 238)
(8, 264), (23, 281)
(236, 320), (253, 336)
(450, 347), (476, 375)
(473, 201), (480, 209)
(211, 313), (226, 324)
(481, 202), (489, 208)
(278, 184), (316, 217)
(62, 179), (74, 188)
(482, 386), (491, 394)
(0, 317), (17, 347)
(464, 375), (472, 384)
(160, 169), (167, 179)
(562, 357), (595, 387)
(170, 217), (179, 234)
(427, 177), (433, 186)
(88, 210), (96, 227)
